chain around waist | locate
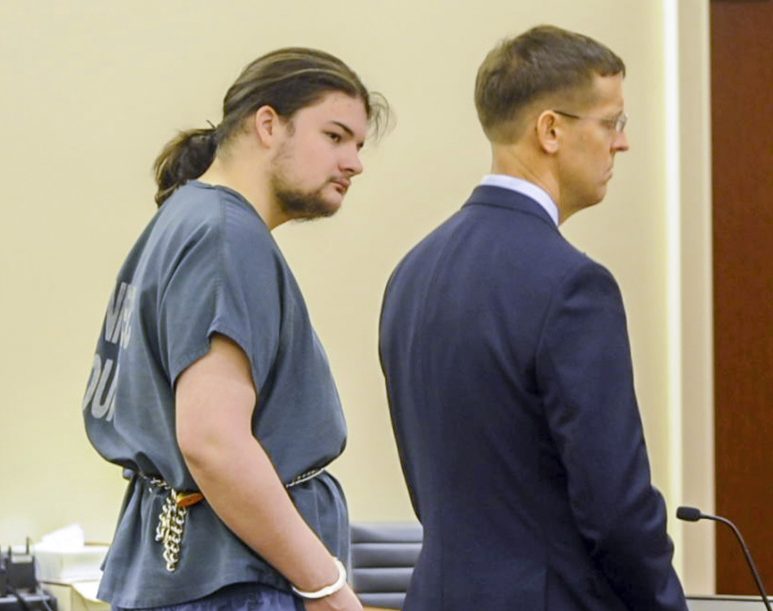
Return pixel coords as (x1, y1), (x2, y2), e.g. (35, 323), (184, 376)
(134, 466), (325, 572)
(136, 466), (326, 501)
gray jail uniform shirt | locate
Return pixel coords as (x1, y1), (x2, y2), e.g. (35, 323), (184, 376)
(82, 181), (349, 609)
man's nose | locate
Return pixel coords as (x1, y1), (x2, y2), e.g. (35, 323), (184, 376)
(343, 146), (364, 176)
(614, 130), (630, 152)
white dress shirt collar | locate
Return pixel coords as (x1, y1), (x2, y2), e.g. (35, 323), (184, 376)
(480, 174), (559, 226)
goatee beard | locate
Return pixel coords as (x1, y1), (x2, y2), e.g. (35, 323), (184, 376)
(270, 175), (338, 222)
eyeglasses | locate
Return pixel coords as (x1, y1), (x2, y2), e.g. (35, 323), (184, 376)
(552, 109), (628, 134)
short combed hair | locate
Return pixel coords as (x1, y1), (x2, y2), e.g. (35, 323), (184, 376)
(153, 47), (389, 206)
(474, 25), (625, 142)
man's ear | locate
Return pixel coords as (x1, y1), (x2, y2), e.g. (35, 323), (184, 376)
(252, 105), (283, 148)
(535, 110), (561, 155)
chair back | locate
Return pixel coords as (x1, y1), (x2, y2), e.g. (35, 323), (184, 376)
(350, 522), (423, 610)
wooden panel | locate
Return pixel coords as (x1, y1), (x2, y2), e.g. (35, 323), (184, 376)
(710, 0), (773, 596)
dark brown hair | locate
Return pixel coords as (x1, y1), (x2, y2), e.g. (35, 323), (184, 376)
(475, 25), (625, 142)
(153, 47), (388, 206)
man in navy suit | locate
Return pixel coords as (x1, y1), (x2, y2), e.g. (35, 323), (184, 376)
(379, 25), (688, 610)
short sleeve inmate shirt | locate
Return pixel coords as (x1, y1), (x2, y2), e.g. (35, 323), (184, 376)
(82, 181), (349, 608)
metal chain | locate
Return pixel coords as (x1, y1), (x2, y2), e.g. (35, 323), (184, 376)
(140, 475), (188, 572)
(138, 468), (324, 573)
(287, 467), (325, 488)
(154, 490), (188, 572)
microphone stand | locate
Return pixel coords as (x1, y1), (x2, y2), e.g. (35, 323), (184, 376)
(677, 506), (771, 611)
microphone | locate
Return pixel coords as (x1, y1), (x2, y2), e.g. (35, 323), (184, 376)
(676, 506), (703, 522)
(677, 506), (771, 611)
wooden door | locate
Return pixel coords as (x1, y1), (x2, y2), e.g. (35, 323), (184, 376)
(710, 0), (773, 596)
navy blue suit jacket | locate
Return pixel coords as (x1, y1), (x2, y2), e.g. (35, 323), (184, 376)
(379, 186), (688, 611)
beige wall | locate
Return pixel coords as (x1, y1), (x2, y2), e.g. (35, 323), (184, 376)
(0, 0), (713, 594)
(677, 0), (715, 592)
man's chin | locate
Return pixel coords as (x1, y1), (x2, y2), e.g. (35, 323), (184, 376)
(288, 198), (342, 222)
(276, 186), (343, 221)
(591, 184), (608, 205)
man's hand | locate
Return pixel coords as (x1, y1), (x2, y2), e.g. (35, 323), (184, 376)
(303, 584), (363, 611)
